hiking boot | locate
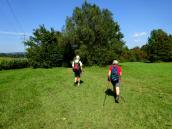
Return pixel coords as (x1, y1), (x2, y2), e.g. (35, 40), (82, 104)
(74, 82), (77, 86)
(115, 95), (120, 103)
(77, 83), (80, 87)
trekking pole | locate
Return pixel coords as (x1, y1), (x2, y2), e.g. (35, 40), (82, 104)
(120, 79), (126, 103)
(103, 81), (110, 106)
(103, 92), (107, 106)
(120, 96), (125, 102)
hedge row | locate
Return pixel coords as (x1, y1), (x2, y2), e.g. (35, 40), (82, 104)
(0, 58), (29, 70)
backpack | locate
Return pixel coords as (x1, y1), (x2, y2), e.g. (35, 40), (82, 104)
(111, 66), (119, 81)
(73, 62), (80, 71)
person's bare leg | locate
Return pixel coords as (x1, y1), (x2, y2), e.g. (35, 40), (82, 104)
(113, 86), (116, 98)
(74, 77), (77, 86)
(75, 77), (77, 83)
(116, 87), (120, 102)
(116, 87), (120, 96)
(77, 77), (80, 86)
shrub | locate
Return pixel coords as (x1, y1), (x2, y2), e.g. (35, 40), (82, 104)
(0, 58), (29, 70)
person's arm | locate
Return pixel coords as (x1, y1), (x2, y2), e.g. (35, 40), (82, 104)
(79, 61), (83, 71)
(118, 66), (122, 81)
(108, 66), (112, 81)
(72, 61), (74, 68)
(108, 70), (111, 81)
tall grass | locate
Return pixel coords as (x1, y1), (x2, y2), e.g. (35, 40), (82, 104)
(0, 57), (29, 70)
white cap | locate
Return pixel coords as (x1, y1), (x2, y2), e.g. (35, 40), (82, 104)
(112, 60), (118, 65)
(76, 55), (80, 60)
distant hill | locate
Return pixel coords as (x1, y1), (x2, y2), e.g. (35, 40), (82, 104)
(0, 52), (26, 58)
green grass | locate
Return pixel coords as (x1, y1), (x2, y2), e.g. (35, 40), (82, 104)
(0, 62), (172, 129)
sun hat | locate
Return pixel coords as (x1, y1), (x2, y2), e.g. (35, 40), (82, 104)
(112, 60), (118, 65)
(76, 55), (80, 60)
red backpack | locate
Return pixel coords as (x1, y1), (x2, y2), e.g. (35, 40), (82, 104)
(74, 62), (80, 71)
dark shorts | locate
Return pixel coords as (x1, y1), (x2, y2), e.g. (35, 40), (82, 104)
(111, 79), (120, 87)
(74, 70), (81, 77)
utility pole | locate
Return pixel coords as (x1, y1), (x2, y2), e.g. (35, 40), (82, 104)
(23, 33), (26, 42)
(23, 33), (26, 52)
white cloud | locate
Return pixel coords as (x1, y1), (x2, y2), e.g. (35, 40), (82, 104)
(0, 31), (31, 36)
(134, 39), (141, 42)
(133, 32), (147, 38)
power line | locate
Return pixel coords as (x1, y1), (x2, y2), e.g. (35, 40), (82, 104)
(5, 0), (25, 33)
(5, 0), (27, 52)
(0, 0), (18, 32)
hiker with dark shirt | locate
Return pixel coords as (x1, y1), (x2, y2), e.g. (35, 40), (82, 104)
(108, 60), (122, 103)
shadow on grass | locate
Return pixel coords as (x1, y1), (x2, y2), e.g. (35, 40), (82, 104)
(105, 89), (115, 97)
(103, 89), (116, 106)
(74, 80), (84, 86)
(80, 80), (84, 84)
(104, 89), (126, 103)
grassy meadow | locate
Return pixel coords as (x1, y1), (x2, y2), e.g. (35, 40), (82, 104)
(0, 62), (172, 129)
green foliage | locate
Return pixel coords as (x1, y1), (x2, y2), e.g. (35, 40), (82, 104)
(146, 29), (172, 62)
(24, 2), (127, 67)
(64, 1), (125, 66)
(129, 46), (148, 62)
(25, 25), (64, 68)
(0, 58), (29, 70)
(24, 2), (172, 67)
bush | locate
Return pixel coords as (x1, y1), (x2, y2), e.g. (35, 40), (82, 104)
(0, 58), (29, 70)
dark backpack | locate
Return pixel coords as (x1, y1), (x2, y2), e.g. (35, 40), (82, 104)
(74, 62), (80, 71)
(111, 66), (119, 81)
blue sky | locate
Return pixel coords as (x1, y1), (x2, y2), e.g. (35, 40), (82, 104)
(0, 0), (172, 52)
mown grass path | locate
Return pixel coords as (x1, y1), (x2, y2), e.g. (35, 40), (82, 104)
(0, 63), (172, 129)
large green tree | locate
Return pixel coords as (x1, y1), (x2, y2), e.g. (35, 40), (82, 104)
(25, 25), (64, 68)
(64, 1), (125, 65)
(146, 29), (172, 62)
(130, 46), (148, 62)
(25, 2), (128, 67)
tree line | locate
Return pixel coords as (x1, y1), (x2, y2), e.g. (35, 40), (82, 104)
(25, 1), (172, 68)
(0, 52), (26, 58)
